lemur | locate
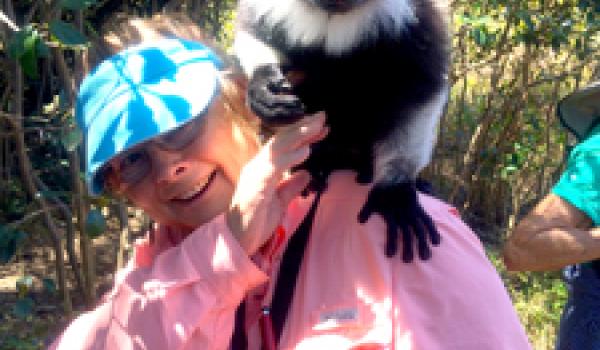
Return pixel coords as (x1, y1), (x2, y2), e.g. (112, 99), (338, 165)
(234, 0), (450, 262)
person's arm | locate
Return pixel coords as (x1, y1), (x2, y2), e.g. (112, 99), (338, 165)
(503, 193), (600, 271)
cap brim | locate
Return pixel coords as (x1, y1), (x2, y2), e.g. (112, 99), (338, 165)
(558, 80), (600, 140)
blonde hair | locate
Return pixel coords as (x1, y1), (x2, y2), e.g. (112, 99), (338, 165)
(88, 13), (228, 67)
(217, 72), (261, 148)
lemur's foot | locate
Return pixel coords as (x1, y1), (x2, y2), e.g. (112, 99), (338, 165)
(248, 64), (305, 124)
(358, 181), (441, 262)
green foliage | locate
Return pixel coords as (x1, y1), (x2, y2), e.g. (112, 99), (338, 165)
(13, 297), (35, 319)
(85, 209), (106, 238)
(60, 0), (97, 11)
(42, 278), (57, 295)
(8, 26), (49, 79)
(487, 249), (567, 349)
(0, 226), (26, 264)
(60, 127), (83, 152)
(0, 336), (42, 350)
(0, 180), (28, 222)
(49, 20), (89, 46)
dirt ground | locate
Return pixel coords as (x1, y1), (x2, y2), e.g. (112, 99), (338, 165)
(0, 208), (149, 349)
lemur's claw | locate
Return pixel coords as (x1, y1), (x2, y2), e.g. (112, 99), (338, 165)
(248, 64), (305, 124)
(358, 181), (440, 262)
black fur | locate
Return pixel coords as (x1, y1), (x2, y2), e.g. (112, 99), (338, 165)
(237, 0), (449, 261)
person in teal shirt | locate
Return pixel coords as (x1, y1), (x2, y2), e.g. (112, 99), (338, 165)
(504, 75), (600, 349)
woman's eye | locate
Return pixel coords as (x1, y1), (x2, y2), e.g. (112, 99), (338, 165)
(121, 151), (146, 169)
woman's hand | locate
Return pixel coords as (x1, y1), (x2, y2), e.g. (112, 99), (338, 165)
(226, 112), (328, 255)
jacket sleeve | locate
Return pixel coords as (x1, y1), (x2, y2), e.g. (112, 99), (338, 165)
(48, 214), (268, 350)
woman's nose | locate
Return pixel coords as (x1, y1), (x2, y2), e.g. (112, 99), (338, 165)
(150, 146), (189, 184)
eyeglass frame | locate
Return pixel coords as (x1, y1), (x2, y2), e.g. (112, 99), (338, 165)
(99, 111), (208, 190)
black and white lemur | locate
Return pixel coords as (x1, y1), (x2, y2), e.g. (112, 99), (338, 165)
(234, 0), (450, 262)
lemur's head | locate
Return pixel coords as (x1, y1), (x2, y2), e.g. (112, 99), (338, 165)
(306, 0), (371, 13)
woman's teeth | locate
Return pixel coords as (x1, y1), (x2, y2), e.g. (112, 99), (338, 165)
(174, 171), (217, 201)
(177, 183), (207, 200)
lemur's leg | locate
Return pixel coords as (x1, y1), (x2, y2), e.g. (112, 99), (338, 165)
(359, 87), (448, 262)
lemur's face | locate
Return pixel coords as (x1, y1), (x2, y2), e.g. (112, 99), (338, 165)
(307, 0), (371, 13)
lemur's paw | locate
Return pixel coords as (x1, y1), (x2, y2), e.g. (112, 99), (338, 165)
(358, 181), (441, 262)
(248, 64), (305, 124)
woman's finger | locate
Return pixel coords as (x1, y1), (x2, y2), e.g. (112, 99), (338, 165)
(271, 145), (311, 171)
(269, 112), (327, 152)
(277, 170), (311, 206)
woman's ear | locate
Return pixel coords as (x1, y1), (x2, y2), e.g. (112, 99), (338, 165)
(103, 168), (126, 197)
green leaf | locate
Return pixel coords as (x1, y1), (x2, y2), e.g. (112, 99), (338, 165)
(13, 297), (35, 318)
(60, 0), (97, 10)
(0, 240), (17, 263)
(49, 20), (89, 46)
(8, 28), (29, 59)
(471, 27), (488, 47)
(86, 209), (106, 238)
(36, 38), (50, 58)
(61, 127), (83, 152)
(8, 26), (45, 79)
(43, 278), (57, 295)
(0, 226), (25, 264)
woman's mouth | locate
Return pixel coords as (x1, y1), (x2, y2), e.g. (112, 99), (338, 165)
(172, 170), (217, 202)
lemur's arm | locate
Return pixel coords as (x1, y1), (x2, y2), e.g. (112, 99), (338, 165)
(234, 12), (305, 124)
(233, 29), (280, 78)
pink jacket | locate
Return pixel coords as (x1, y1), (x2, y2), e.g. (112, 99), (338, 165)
(50, 172), (531, 349)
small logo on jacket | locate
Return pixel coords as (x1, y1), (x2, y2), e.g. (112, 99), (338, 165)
(319, 307), (359, 324)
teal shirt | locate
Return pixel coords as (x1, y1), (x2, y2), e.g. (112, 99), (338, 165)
(552, 124), (600, 225)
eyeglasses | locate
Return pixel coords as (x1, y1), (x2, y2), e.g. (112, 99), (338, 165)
(104, 114), (206, 187)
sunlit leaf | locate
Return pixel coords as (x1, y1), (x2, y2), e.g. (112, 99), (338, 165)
(43, 95), (61, 115)
(49, 20), (89, 46)
(7, 26), (45, 79)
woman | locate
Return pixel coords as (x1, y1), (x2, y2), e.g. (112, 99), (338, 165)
(503, 76), (600, 349)
(51, 36), (531, 349)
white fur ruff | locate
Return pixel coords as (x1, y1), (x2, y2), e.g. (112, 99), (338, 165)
(243, 0), (417, 55)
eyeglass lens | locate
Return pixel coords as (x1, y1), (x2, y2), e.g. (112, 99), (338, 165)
(116, 116), (205, 184)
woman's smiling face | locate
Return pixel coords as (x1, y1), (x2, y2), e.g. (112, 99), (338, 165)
(109, 94), (259, 232)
